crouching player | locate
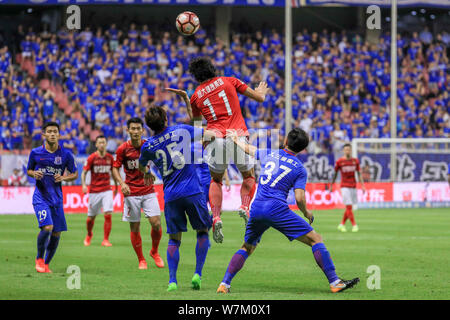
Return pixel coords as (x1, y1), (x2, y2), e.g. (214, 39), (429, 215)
(217, 128), (359, 293)
(27, 121), (78, 273)
(81, 135), (117, 247)
(139, 106), (213, 292)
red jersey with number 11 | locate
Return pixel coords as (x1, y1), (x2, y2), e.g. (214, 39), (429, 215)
(335, 157), (360, 188)
(190, 76), (249, 137)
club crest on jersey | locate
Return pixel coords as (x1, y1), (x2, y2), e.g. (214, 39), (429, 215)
(54, 156), (62, 165)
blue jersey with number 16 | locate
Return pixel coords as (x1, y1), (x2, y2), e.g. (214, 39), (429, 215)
(139, 124), (203, 203)
(253, 148), (307, 204)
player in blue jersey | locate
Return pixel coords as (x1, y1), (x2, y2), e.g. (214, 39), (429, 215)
(139, 106), (213, 292)
(217, 128), (359, 293)
(26, 121), (78, 273)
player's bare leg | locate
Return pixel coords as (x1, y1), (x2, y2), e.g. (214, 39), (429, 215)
(36, 224), (53, 273)
(101, 213), (112, 246)
(167, 232), (182, 291)
(84, 216), (95, 246)
(129, 222), (147, 269)
(238, 169), (256, 226)
(218, 242), (256, 293)
(210, 171), (225, 243)
(147, 216), (164, 268)
(297, 231), (359, 293)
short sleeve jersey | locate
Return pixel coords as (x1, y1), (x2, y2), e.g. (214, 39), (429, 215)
(27, 145), (77, 207)
(335, 157), (360, 188)
(190, 76), (249, 137)
(253, 148), (308, 204)
(139, 125), (203, 202)
(83, 152), (114, 193)
(113, 140), (154, 197)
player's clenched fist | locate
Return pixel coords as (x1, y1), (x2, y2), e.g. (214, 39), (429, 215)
(54, 173), (64, 183)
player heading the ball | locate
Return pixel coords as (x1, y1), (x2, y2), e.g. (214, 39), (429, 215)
(166, 57), (269, 244)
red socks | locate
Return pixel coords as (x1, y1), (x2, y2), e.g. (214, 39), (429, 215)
(241, 176), (256, 208)
(209, 180), (223, 219)
(86, 217), (94, 237)
(130, 232), (145, 261)
(346, 205), (356, 226)
(150, 227), (162, 255)
(104, 215), (112, 241)
(342, 205), (356, 226)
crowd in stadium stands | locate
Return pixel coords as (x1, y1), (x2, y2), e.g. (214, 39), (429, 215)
(0, 23), (449, 156)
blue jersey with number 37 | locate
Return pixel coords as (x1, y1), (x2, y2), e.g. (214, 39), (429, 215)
(253, 149), (307, 204)
(139, 124), (203, 203)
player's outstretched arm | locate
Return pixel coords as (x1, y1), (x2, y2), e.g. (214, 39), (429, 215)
(295, 189), (314, 225)
(229, 132), (257, 157)
(165, 88), (200, 121)
(243, 82), (269, 103)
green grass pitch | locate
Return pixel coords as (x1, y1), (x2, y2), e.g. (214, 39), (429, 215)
(0, 208), (449, 300)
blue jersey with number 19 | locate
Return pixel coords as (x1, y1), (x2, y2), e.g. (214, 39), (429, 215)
(139, 124), (203, 203)
(253, 148), (307, 203)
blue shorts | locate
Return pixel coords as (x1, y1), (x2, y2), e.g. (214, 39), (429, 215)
(164, 193), (212, 234)
(34, 203), (67, 232)
(244, 200), (313, 246)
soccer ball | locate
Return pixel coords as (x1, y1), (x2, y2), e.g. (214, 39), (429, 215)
(176, 11), (200, 36)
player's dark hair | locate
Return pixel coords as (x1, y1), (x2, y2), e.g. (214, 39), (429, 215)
(286, 128), (309, 153)
(343, 143), (351, 149)
(145, 106), (167, 134)
(95, 135), (106, 143)
(42, 121), (60, 132)
(188, 57), (216, 83)
(127, 117), (144, 128)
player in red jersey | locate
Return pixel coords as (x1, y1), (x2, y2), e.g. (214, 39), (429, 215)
(111, 118), (164, 269)
(81, 135), (117, 247)
(330, 144), (366, 232)
(167, 57), (269, 244)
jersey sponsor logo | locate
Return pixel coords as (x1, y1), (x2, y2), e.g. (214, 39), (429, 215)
(341, 165), (357, 173)
(93, 165), (111, 173)
(126, 159), (139, 170)
(54, 156), (62, 165)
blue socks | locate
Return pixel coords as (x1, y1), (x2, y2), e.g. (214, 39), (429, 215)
(167, 239), (181, 284)
(36, 229), (51, 259)
(195, 232), (210, 277)
(312, 243), (339, 284)
(222, 249), (249, 285)
(44, 235), (60, 265)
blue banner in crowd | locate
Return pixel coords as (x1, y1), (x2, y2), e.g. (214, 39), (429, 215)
(0, 0), (448, 6)
(293, 153), (449, 182)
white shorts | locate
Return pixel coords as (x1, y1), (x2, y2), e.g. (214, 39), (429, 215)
(88, 190), (114, 217)
(341, 187), (358, 205)
(205, 136), (255, 174)
(122, 193), (161, 222)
